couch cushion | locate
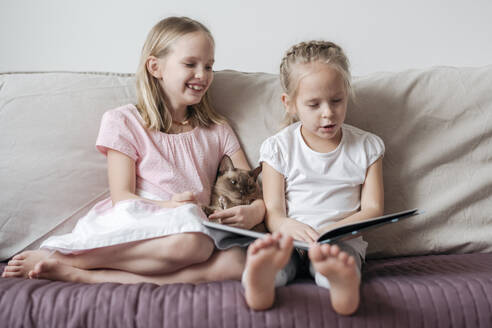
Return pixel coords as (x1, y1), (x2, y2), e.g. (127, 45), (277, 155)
(0, 72), (136, 260)
(346, 66), (492, 257)
(1, 67), (491, 260)
(2, 252), (492, 327)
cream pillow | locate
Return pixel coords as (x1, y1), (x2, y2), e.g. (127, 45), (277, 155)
(0, 72), (136, 260)
(348, 66), (492, 257)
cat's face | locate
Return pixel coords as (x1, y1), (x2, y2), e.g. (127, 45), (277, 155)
(215, 155), (262, 202)
(218, 170), (259, 199)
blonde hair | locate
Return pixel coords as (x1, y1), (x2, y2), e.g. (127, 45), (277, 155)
(135, 16), (225, 132)
(279, 40), (353, 126)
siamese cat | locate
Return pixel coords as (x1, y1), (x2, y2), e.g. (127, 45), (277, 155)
(202, 155), (265, 232)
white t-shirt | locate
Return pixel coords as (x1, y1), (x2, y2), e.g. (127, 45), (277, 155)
(259, 121), (385, 231)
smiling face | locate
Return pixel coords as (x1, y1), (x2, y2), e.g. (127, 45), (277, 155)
(150, 31), (215, 114)
(283, 62), (348, 153)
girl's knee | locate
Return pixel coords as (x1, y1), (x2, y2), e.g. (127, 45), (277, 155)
(212, 247), (246, 281)
(170, 233), (215, 264)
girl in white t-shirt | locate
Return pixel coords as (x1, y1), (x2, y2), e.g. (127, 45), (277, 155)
(242, 41), (385, 315)
(3, 17), (264, 284)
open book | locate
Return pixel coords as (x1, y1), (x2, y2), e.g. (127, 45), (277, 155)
(203, 208), (421, 250)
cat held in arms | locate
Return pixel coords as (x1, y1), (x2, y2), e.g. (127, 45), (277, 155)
(202, 155), (265, 231)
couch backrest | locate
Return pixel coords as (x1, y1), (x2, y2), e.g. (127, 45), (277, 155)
(1, 67), (491, 260)
(210, 68), (492, 258)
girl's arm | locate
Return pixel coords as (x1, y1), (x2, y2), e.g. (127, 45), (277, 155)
(319, 157), (384, 233)
(208, 149), (265, 229)
(262, 162), (319, 243)
(107, 149), (194, 208)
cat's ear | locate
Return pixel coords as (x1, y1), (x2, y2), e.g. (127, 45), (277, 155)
(218, 155), (235, 174)
(250, 165), (262, 181)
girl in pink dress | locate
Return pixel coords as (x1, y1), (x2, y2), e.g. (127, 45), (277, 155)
(3, 17), (265, 284)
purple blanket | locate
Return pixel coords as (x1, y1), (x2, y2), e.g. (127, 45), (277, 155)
(1, 252), (492, 327)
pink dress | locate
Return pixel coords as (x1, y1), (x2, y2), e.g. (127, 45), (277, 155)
(40, 104), (245, 253)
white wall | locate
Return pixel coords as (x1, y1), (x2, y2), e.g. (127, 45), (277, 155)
(1, 0), (491, 76)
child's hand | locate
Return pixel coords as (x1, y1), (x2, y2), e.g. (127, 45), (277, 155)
(208, 204), (259, 230)
(278, 219), (319, 243)
(170, 191), (196, 207)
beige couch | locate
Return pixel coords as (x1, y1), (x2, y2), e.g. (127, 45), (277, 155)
(1, 67), (492, 261)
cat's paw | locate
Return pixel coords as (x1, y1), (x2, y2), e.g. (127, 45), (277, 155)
(201, 205), (215, 217)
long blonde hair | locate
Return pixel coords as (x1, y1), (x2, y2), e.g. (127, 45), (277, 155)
(135, 16), (225, 132)
(279, 40), (353, 127)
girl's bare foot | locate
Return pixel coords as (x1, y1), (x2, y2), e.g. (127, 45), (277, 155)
(2, 250), (52, 278)
(242, 233), (293, 310)
(309, 244), (360, 315)
(29, 259), (86, 283)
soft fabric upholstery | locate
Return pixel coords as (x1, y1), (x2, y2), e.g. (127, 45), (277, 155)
(2, 252), (492, 327)
(1, 67), (491, 260)
(0, 72), (135, 260)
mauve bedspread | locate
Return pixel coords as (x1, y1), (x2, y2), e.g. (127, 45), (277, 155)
(1, 252), (491, 328)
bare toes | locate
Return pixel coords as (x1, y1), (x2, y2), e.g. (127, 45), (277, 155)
(319, 244), (332, 256)
(248, 242), (261, 255)
(338, 251), (348, 263)
(4, 266), (21, 272)
(2, 271), (22, 278)
(258, 238), (272, 249)
(259, 235), (279, 249)
(271, 232), (283, 241)
(309, 244), (324, 262)
(279, 235), (293, 250)
(13, 254), (26, 261)
(329, 244), (340, 257)
(267, 234), (280, 245)
(261, 236), (274, 246)
(8, 260), (23, 266)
